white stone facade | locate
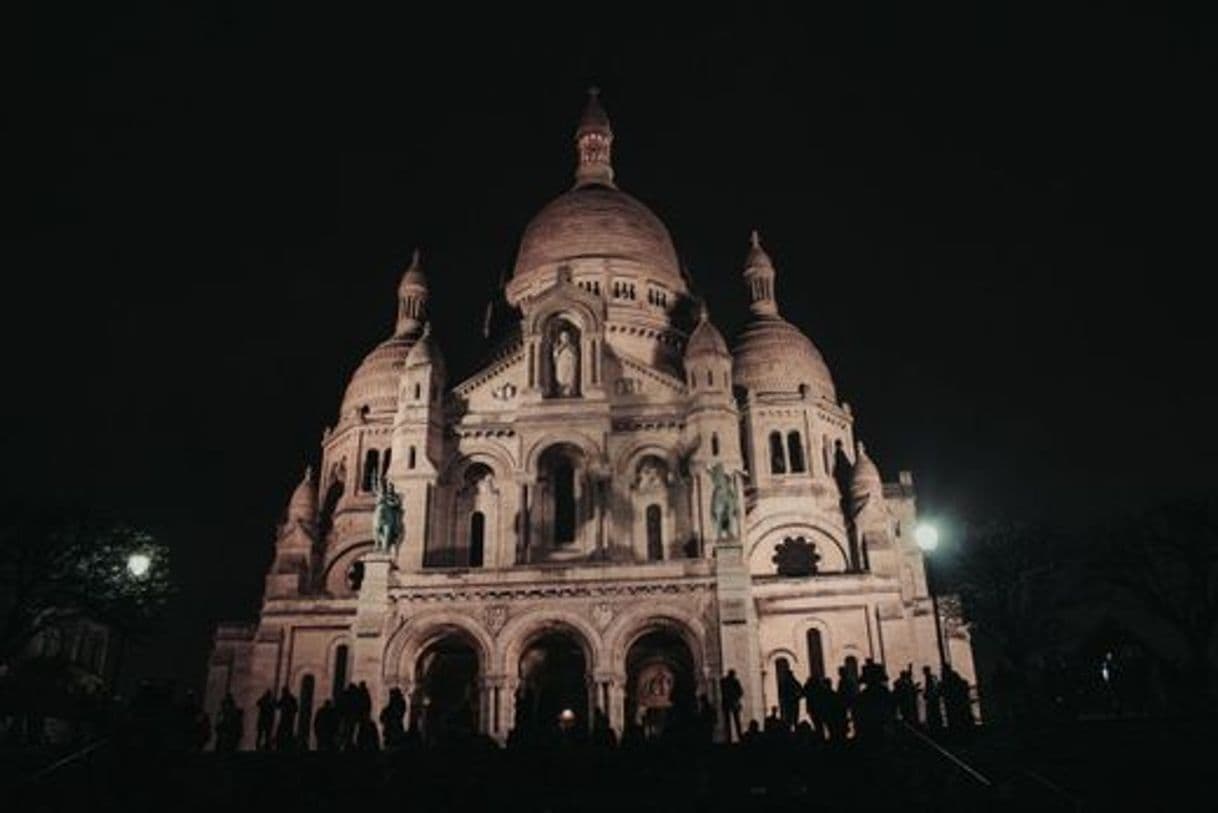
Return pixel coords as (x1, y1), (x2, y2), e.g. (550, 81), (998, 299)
(206, 91), (975, 746)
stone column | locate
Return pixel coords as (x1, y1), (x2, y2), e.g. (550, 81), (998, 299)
(352, 552), (394, 706)
(714, 534), (763, 727)
(607, 675), (627, 734)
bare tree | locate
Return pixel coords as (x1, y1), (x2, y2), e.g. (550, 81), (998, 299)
(0, 508), (172, 667)
(947, 520), (1073, 670)
(1096, 498), (1218, 701)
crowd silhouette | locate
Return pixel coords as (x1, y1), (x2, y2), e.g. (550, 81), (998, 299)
(196, 657), (978, 756)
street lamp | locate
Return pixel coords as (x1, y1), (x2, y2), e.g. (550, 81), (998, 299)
(915, 522), (950, 677)
(126, 552), (152, 579)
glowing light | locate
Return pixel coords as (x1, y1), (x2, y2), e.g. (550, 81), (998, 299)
(915, 523), (939, 552)
(558, 708), (576, 727)
(126, 552), (152, 578)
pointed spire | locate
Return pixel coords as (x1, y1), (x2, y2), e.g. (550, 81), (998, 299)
(574, 87), (615, 188)
(396, 248), (429, 336)
(742, 229), (779, 317)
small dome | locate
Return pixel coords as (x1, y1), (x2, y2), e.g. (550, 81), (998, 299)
(286, 466), (317, 523)
(685, 305), (729, 359)
(512, 186), (683, 290)
(405, 324), (445, 374)
(848, 443), (884, 517)
(339, 335), (415, 419)
(732, 315), (836, 398)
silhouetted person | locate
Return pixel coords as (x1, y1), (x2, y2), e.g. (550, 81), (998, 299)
(719, 670), (744, 743)
(355, 715), (380, 751)
(854, 669), (893, 749)
(338, 682), (359, 749)
(356, 682), (372, 724)
(822, 678), (848, 744)
(379, 688), (407, 749)
(836, 665), (859, 717)
(215, 693), (242, 753)
(275, 685), (298, 751)
(741, 719), (761, 746)
(943, 667), (974, 739)
(255, 689), (276, 750)
(763, 706), (784, 740)
(313, 699), (338, 751)
(894, 667), (918, 724)
(922, 667), (943, 732)
(802, 674), (824, 739)
(778, 668), (802, 728)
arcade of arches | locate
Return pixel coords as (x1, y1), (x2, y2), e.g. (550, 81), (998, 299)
(396, 617), (709, 741)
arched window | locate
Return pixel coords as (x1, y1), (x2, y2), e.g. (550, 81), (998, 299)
(408, 446), (417, 469)
(554, 458), (576, 545)
(381, 448), (392, 477)
(787, 431), (806, 473)
(469, 511), (485, 567)
(706, 369), (713, 387)
(806, 629), (826, 681)
(769, 431), (787, 474)
(646, 504), (663, 561)
(414, 382), (422, 400)
(332, 644), (349, 699)
(362, 449), (380, 492)
(711, 433), (720, 457)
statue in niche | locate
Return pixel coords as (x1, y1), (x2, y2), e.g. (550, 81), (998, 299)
(551, 328), (579, 397)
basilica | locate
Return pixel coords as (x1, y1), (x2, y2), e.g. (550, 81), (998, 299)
(205, 91), (975, 745)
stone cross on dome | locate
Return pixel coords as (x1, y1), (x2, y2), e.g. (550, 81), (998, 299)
(574, 86), (615, 189)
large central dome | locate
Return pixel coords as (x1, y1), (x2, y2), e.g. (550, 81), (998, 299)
(513, 185), (681, 283)
(507, 89), (685, 304)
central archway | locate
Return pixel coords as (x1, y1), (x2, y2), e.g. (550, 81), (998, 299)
(414, 634), (480, 744)
(625, 629), (697, 739)
(515, 631), (589, 739)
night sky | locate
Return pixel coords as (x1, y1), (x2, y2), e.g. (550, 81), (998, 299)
(8, 5), (1217, 691)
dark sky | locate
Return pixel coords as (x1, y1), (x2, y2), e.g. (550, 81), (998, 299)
(8, 5), (1217, 690)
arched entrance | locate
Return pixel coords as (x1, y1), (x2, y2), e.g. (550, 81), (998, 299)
(413, 634), (480, 744)
(515, 631), (589, 739)
(625, 629), (697, 739)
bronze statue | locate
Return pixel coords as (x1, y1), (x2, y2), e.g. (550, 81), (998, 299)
(372, 476), (403, 552)
(709, 462), (739, 542)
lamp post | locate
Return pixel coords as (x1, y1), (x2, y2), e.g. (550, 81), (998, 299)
(111, 551), (154, 697)
(915, 523), (950, 677)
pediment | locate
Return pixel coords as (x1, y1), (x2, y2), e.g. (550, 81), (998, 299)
(610, 352), (687, 398)
(452, 347), (528, 412)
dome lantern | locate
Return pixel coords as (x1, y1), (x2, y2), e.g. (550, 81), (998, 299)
(396, 249), (429, 337)
(574, 87), (615, 189)
(743, 230), (779, 317)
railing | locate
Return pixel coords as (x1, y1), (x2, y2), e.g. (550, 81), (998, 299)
(20, 736), (111, 787)
(897, 721), (1085, 811)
